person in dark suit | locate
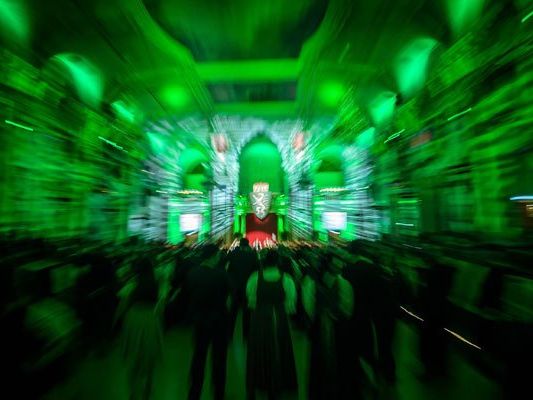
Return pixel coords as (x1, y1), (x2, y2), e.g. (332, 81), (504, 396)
(227, 238), (259, 340)
(246, 249), (298, 400)
(187, 244), (230, 400)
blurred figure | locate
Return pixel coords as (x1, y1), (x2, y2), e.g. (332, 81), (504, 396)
(2, 257), (80, 398)
(246, 249), (297, 400)
(417, 251), (454, 380)
(341, 241), (387, 395)
(119, 254), (163, 400)
(187, 244), (230, 400)
(370, 242), (401, 385)
(76, 253), (118, 348)
(227, 238), (259, 340)
(302, 250), (354, 399)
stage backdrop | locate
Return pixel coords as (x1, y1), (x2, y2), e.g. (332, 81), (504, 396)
(246, 213), (277, 245)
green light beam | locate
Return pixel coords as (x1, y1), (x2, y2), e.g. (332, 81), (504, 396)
(447, 107), (472, 121)
(522, 10), (533, 23)
(98, 136), (128, 153)
(398, 199), (419, 204)
(5, 119), (33, 131)
(384, 129), (405, 143)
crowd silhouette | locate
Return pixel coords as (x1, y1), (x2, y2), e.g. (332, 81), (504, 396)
(1, 234), (530, 399)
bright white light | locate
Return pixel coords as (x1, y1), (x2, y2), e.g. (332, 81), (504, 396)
(323, 212), (347, 230)
(510, 196), (533, 201)
(180, 214), (202, 232)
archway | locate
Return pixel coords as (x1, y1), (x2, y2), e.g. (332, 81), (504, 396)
(238, 135), (286, 245)
(180, 147), (210, 191)
(238, 135), (286, 194)
(313, 143), (345, 189)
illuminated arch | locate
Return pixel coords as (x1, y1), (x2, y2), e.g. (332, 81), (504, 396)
(394, 37), (438, 100)
(179, 146), (210, 191)
(313, 143), (345, 189)
(238, 134), (286, 194)
(44, 53), (105, 109)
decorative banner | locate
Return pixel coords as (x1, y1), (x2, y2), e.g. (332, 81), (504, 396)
(292, 132), (306, 152)
(211, 133), (228, 153)
(250, 182), (272, 220)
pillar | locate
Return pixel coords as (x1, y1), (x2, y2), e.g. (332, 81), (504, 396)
(240, 214), (246, 236)
(234, 213), (240, 234)
(277, 214), (284, 240)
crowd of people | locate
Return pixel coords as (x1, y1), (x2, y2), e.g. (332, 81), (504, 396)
(115, 237), (411, 400)
(1, 233), (527, 399)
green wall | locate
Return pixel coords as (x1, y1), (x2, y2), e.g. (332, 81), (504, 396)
(239, 136), (285, 194)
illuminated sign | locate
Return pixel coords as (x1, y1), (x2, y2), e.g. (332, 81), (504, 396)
(292, 132), (305, 152)
(250, 182), (272, 219)
(211, 133), (228, 153)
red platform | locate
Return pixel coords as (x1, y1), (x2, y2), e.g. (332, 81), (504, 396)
(245, 213), (277, 246)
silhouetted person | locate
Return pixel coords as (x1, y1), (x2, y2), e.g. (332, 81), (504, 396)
(187, 245), (229, 400)
(246, 249), (297, 400)
(303, 251), (354, 399)
(227, 238), (259, 340)
(370, 243), (400, 384)
(342, 241), (385, 394)
(119, 254), (163, 400)
(417, 252), (454, 380)
(77, 253), (118, 347)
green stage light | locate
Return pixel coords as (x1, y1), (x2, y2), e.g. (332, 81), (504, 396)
(54, 54), (104, 109)
(395, 37), (437, 99)
(160, 85), (190, 109)
(319, 81), (345, 108)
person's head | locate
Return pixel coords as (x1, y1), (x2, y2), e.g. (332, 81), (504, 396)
(329, 254), (345, 276)
(240, 238), (250, 248)
(202, 244), (221, 267)
(278, 252), (291, 274)
(131, 254), (158, 303)
(132, 253), (154, 277)
(261, 249), (279, 269)
(319, 249), (343, 278)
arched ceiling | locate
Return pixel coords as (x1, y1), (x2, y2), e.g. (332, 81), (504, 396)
(143, 0), (328, 61)
(7, 0), (491, 127)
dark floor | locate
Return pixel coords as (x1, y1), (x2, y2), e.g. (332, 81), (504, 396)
(46, 316), (501, 400)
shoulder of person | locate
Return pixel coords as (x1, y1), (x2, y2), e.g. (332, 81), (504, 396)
(282, 273), (295, 283)
(302, 274), (314, 286)
(248, 270), (259, 281)
(337, 275), (353, 290)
